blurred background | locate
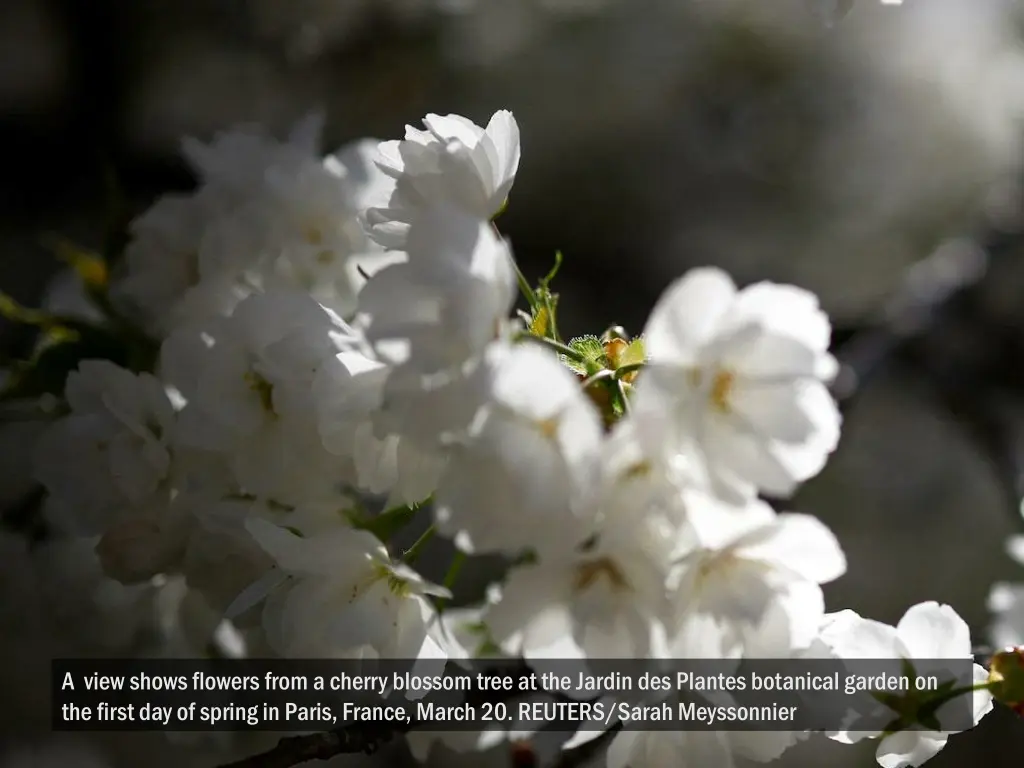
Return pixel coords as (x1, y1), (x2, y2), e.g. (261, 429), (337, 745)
(3, 0), (1024, 765)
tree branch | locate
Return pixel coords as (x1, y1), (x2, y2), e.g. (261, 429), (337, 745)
(217, 725), (399, 768)
(215, 665), (606, 768)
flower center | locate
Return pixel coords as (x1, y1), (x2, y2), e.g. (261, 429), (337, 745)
(537, 416), (560, 439)
(244, 370), (277, 416)
(622, 460), (652, 479)
(573, 557), (630, 594)
(687, 368), (737, 413)
(371, 563), (413, 597)
(304, 222), (325, 246)
(709, 369), (736, 414)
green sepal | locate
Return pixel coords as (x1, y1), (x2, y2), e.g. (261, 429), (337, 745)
(620, 337), (646, 367)
(354, 497), (431, 543)
(565, 335), (606, 376)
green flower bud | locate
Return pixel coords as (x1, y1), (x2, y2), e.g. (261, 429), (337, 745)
(988, 646), (1024, 715)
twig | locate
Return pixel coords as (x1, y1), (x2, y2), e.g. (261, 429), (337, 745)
(216, 664), (608, 768)
(832, 238), (988, 405)
(216, 725), (400, 768)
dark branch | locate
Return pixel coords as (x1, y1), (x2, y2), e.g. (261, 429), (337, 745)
(216, 725), (398, 768)
(216, 665), (606, 768)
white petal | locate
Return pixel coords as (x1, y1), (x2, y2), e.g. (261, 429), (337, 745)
(819, 611), (902, 659)
(971, 663), (995, 724)
(738, 513), (846, 584)
(723, 282), (832, 355)
(374, 139), (405, 176)
(762, 382), (842, 478)
(683, 492), (776, 551)
(876, 731), (948, 768)
(484, 110), (521, 196)
(485, 564), (573, 656)
(491, 343), (581, 419)
(702, 423), (799, 498)
(731, 380), (820, 444)
(422, 113), (486, 146)
(245, 518), (380, 577)
(729, 332), (836, 381)
(642, 268), (737, 363)
(895, 602), (971, 659)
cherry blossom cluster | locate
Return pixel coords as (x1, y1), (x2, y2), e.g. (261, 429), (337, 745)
(25, 109), (1003, 768)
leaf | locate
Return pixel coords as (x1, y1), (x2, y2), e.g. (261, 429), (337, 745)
(0, 325), (133, 402)
(0, 291), (60, 328)
(509, 256), (539, 311)
(47, 237), (109, 290)
(355, 497), (431, 543)
(529, 305), (550, 337)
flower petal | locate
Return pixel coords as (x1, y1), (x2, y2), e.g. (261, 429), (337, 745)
(895, 602), (970, 659)
(643, 268), (737, 363)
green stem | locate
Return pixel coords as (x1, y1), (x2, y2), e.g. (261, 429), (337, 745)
(542, 293), (562, 343)
(436, 550), (467, 612)
(515, 332), (586, 363)
(402, 525), (436, 565)
(937, 680), (995, 702)
(614, 361), (646, 379)
(493, 222), (538, 311)
(616, 379), (632, 414)
(582, 369), (615, 388)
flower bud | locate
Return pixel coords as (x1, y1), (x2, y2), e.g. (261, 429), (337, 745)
(987, 646), (1024, 715)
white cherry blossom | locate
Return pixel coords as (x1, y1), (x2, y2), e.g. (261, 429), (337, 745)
(16, 102), (1007, 768)
(819, 602), (994, 768)
(669, 494), (846, 658)
(358, 205), (516, 374)
(180, 498), (277, 625)
(163, 289), (358, 504)
(181, 113), (325, 195)
(32, 361), (179, 543)
(196, 137), (394, 320)
(245, 518), (450, 659)
(364, 111), (520, 248)
(311, 347), (446, 506)
(112, 189), (228, 336)
(433, 343), (603, 555)
(115, 115), (393, 336)
(484, 517), (673, 661)
(632, 267), (841, 502)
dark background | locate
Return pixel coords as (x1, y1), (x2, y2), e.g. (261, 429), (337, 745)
(3, 0), (1024, 766)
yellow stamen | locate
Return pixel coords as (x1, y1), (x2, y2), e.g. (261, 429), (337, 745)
(537, 416), (560, 439)
(709, 369), (736, 414)
(243, 370), (276, 416)
(304, 223), (325, 246)
(573, 557), (630, 593)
